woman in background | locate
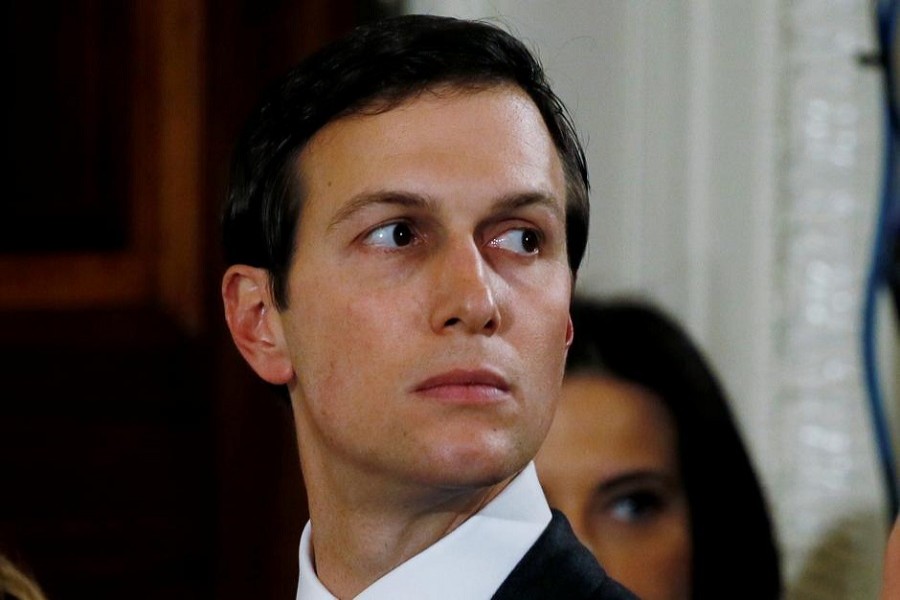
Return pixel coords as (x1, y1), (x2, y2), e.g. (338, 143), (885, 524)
(536, 299), (781, 600)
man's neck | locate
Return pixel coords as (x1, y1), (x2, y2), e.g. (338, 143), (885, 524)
(304, 470), (516, 599)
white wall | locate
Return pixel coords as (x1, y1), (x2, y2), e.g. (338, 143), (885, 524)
(407, 1), (891, 597)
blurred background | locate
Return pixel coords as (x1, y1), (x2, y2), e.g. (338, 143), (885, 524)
(3, 0), (897, 598)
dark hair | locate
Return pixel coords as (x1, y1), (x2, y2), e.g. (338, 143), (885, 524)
(223, 14), (589, 309)
(566, 298), (782, 599)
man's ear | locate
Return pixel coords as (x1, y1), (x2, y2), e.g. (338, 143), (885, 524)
(222, 265), (294, 385)
(565, 314), (574, 349)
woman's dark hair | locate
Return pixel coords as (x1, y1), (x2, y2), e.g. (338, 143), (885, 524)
(567, 298), (781, 599)
(223, 14), (589, 309)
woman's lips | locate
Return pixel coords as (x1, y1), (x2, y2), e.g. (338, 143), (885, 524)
(413, 369), (511, 404)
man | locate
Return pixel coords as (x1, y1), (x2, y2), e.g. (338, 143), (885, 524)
(221, 14), (636, 599)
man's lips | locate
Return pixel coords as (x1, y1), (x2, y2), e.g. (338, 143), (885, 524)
(412, 369), (511, 403)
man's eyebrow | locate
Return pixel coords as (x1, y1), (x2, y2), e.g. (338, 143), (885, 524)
(327, 191), (434, 230)
(327, 189), (564, 231)
(491, 191), (566, 221)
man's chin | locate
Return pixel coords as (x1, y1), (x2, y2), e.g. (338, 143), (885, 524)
(410, 441), (534, 492)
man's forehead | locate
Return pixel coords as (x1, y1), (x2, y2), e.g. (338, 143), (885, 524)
(301, 83), (555, 164)
(290, 83), (567, 242)
(298, 86), (562, 193)
(346, 80), (533, 120)
(310, 81), (547, 151)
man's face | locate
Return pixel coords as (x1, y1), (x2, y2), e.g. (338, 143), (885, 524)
(278, 84), (573, 494)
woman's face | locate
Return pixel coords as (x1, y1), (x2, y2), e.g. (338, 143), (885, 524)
(535, 374), (692, 600)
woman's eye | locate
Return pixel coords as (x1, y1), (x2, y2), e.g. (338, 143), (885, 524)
(607, 491), (664, 523)
(490, 228), (542, 255)
(364, 222), (416, 248)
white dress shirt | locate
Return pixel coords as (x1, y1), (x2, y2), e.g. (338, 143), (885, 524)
(296, 462), (552, 600)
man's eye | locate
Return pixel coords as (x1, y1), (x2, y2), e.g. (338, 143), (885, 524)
(607, 491), (664, 524)
(490, 228), (542, 255)
(364, 222), (416, 248)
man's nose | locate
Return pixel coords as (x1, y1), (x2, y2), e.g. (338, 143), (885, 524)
(429, 238), (501, 335)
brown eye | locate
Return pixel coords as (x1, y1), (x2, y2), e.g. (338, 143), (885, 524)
(365, 222), (416, 248)
(607, 490), (665, 523)
(490, 227), (542, 255)
(520, 229), (540, 253)
(392, 222), (413, 246)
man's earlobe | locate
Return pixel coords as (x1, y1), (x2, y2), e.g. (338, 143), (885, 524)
(222, 265), (294, 385)
(565, 315), (574, 349)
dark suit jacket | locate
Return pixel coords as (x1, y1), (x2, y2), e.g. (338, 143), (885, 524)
(492, 510), (639, 600)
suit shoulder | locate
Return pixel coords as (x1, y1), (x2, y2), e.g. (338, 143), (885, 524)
(493, 510), (639, 600)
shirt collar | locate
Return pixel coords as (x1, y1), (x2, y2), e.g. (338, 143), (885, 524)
(297, 462), (551, 600)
